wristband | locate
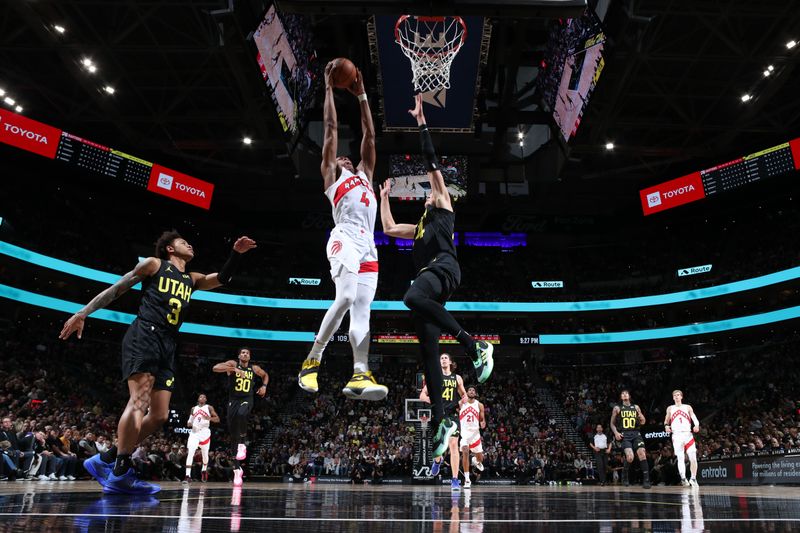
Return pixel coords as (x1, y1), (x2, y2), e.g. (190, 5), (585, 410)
(218, 249), (242, 285)
(357, 93), (368, 103)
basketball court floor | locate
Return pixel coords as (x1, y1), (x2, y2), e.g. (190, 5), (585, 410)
(0, 482), (798, 531)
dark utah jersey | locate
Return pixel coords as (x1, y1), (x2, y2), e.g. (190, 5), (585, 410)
(413, 206), (457, 272)
(137, 260), (194, 333)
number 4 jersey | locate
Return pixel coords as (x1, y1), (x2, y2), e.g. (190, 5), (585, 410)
(137, 259), (194, 333)
(323, 168), (379, 287)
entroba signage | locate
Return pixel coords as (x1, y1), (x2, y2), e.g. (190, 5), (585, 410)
(640, 171), (705, 215)
(147, 163), (214, 210)
(0, 108), (61, 159)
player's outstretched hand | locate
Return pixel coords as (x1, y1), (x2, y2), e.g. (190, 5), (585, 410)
(324, 60), (336, 88)
(233, 236), (257, 254)
(347, 68), (365, 97)
(408, 93), (425, 125)
(380, 180), (391, 199)
(257, 385), (267, 398)
(59, 313), (86, 340)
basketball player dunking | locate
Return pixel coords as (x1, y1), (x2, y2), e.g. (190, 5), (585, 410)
(297, 59), (387, 401)
(213, 347), (269, 487)
(610, 389), (651, 489)
(184, 393), (219, 483)
(60, 231), (255, 495)
(664, 389), (700, 487)
(459, 385), (486, 489)
(420, 353), (466, 490)
(380, 94), (494, 460)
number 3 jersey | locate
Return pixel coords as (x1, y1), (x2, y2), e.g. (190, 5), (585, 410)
(137, 259), (194, 333)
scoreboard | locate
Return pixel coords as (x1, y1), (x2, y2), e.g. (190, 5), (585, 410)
(0, 108), (214, 209)
(641, 137), (800, 215)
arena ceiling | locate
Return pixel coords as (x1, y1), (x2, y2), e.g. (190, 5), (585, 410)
(2, 0), (800, 214)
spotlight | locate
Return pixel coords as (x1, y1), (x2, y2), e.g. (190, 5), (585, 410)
(3, 96), (15, 106)
(53, 25), (66, 34)
(518, 140), (524, 147)
(767, 65), (774, 71)
(14, 105), (22, 113)
(787, 40), (797, 49)
(81, 57), (93, 67)
(605, 142), (614, 150)
(740, 94), (752, 102)
(517, 131), (524, 140)
(243, 136), (253, 145)
(0, 88), (4, 96)
(87, 64), (97, 74)
(103, 85), (115, 94)
(763, 69), (771, 77)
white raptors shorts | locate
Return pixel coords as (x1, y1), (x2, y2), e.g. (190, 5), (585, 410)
(327, 225), (378, 289)
(187, 431), (211, 451)
(672, 432), (696, 453)
(460, 429), (483, 454)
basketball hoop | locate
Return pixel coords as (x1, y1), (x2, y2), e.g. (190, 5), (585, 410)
(419, 414), (430, 432)
(395, 15), (467, 93)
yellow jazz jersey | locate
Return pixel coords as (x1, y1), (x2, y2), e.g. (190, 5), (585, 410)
(229, 364), (256, 399)
(618, 403), (641, 433)
(441, 373), (460, 413)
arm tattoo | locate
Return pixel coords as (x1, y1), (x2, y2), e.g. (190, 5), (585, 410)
(78, 262), (146, 316)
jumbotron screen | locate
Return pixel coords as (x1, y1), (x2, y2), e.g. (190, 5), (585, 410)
(253, 5), (320, 136)
(388, 154), (467, 201)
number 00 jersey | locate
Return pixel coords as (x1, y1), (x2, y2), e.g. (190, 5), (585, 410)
(228, 364), (256, 400)
(617, 403), (642, 434)
(324, 168), (376, 232)
(137, 259), (194, 333)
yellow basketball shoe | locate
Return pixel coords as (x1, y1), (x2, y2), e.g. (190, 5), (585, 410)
(298, 359), (321, 393)
(342, 371), (388, 401)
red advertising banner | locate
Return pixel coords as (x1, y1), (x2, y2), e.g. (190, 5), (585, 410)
(789, 137), (800, 170)
(0, 108), (61, 159)
(148, 164), (214, 210)
(640, 171), (705, 215)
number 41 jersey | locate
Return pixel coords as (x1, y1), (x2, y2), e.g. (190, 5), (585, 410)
(137, 259), (194, 333)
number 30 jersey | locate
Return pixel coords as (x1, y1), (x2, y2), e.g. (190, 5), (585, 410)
(228, 364), (256, 400)
(324, 168), (377, 233)
(137, 259), (194, 333)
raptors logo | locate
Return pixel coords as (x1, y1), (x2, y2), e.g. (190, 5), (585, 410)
(331, 240), (343, 255)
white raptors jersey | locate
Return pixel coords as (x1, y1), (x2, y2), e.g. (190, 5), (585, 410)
(324, 168), (377, 232)
(669, 405), (693, 432)
(459, 400), (481, 433)
(189, 405), (212, 434)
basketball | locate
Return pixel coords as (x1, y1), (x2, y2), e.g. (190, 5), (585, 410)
(330, 57), (357, 89)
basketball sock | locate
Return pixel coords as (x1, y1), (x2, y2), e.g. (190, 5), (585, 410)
(185, 466), (191, 477)
(202, 463), (208, 472)
(113, 454), (132, 476)
(464, 471), (470, 482)
(307, 339), (326, 362)
(455, 330), (476, 353)
(640, 459), (650, 480)
(100, 446), (117, 464)
(622, 461), (630, 481)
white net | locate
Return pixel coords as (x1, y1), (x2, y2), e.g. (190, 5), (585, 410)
(395, 15), (467, 93)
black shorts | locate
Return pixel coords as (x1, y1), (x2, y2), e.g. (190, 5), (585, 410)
(621, 432), (645, 451)
(227, 398), (254, 420)
(417, 253), (461, 299)
(121, 319), (177, 391)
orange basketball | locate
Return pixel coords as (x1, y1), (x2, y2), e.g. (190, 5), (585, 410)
(330, 57), (357, 89)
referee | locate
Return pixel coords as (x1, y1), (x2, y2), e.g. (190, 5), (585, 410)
(590, 424), (610, 486)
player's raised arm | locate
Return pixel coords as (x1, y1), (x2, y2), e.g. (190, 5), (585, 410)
(349, 68), (375, 179)
(408, 94), (452, 212)
(59, 257), (160, 340)
(379, 181), (416, 239)
(191, 236), (256, 291)
(321, 61), (339, 190)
